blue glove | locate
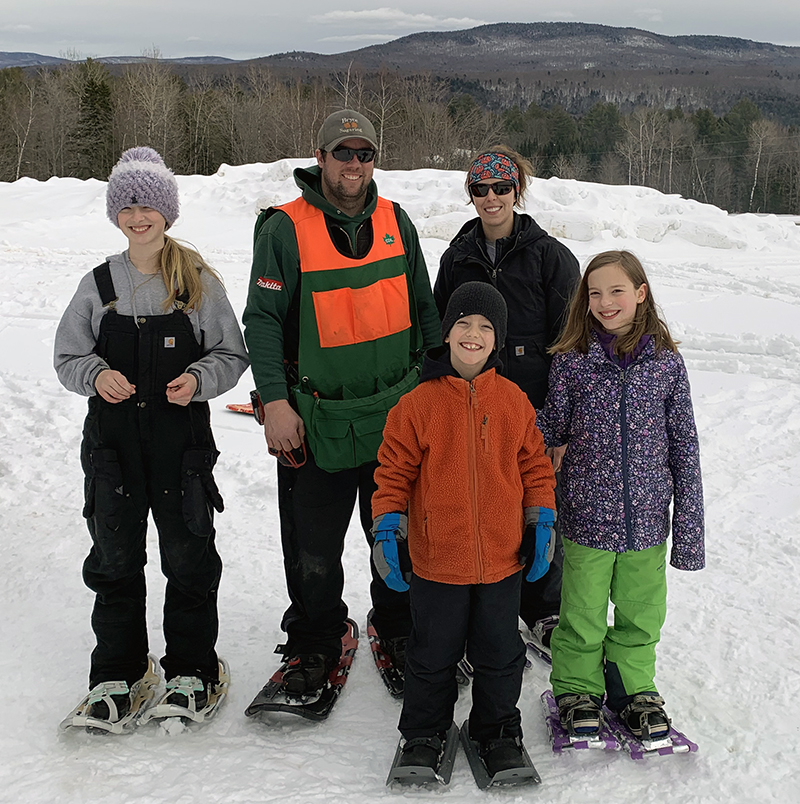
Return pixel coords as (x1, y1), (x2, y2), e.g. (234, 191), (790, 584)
(519, 506), (556, 582)
(371, 512), (410, 592)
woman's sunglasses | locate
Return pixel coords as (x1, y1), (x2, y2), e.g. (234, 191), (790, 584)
(330, 147), (376, 163)
(469, 180), (515, 198)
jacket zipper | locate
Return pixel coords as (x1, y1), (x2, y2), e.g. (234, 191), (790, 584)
(467, 382), (485, 581)
(620, 368), (634, 550)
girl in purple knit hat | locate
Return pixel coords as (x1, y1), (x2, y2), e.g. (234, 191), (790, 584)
(536, 250), (704, 747)
(55, 147), (248, 733)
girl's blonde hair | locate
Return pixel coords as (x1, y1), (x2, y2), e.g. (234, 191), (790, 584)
(551, 250), (678, 356)
(465, 144), (533, 207)
(159, 236), (223, 311)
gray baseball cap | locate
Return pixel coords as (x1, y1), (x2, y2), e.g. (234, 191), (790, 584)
(317, 109), (378, 152)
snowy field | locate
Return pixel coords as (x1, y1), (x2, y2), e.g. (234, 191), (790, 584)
(1, 160), (799, 803)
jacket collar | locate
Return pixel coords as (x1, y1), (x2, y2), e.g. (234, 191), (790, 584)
(448, 212), (547, 265)
(420, 345), (504, 384)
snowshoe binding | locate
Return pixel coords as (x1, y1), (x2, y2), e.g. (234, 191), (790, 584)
(459, 720), (541, 789)
(386, 722), (459, 786)
(59, 655), (161, 735)
(605, 694), (698, 759)
(524, 615), (559, 665)
(244, 619), (359, 722)
(141, 659), (230, 726)
(541, 689), (622, 752)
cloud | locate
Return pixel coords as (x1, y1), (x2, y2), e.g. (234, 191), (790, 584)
(1, 24), (35, 33)
(319, 8), (485, 31)
(634, 8), (664, 24)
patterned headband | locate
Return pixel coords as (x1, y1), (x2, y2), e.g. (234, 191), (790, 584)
(467, 152), (520, 189)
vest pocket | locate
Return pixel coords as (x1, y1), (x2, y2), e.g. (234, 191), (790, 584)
(181, 448), (224, 537)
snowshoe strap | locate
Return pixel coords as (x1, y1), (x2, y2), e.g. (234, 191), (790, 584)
(87, 680), (130, 720)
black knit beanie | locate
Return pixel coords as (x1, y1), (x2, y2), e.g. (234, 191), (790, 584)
(441, 281), (507, 349)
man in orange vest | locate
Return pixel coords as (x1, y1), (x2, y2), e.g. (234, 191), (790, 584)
(243, 110), (441, 701)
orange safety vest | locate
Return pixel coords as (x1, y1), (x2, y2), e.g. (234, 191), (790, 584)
(276, 196), (424, 471)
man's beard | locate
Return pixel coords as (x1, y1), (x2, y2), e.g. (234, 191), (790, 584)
(321, 171), (368, 212)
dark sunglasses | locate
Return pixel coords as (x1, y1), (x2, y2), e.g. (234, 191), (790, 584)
(330, 146), (376, 163)
(469, 180), (515, 198)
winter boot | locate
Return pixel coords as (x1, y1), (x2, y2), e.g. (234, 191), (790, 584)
(162, 676), (209, 712)
(281, 653), (336, 697)
(86, 680), (132, 722)
(480, 735), (525, 776)
(619, 693), (670, 739)
(397, 733), (444, 770)
(382, 635), (407, 673)
(530, 615), (559, 651)
(557, 692), (603, 736)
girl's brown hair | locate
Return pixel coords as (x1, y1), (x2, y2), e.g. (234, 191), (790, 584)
(159, 236), (223, 311)
(550, 250), (678, 356)
(465, 144), (533, 207)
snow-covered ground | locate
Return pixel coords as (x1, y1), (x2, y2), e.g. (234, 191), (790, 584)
(1, 160), (798, 803)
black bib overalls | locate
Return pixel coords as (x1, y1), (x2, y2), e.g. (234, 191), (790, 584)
(80, 264), (223, 688)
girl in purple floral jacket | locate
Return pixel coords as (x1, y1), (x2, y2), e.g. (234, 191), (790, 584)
(536, 250), (704, 744)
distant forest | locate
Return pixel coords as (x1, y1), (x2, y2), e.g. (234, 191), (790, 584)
(1, 57), (799, 215)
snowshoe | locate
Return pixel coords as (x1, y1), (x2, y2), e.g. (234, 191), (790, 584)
(244, 619), (358, 722)
(59, 655), (160, 734)
(605, 696), (698, 759)
(523, 615), (558, 665)
(459, 720), (541, 789)
(541, 690), (623, 752)
(140, 659), (230, 725)
(386, 722), (459, 786)
(367, 610), (404, 697)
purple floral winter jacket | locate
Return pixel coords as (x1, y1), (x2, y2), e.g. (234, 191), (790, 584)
(536, 333), (704, 571)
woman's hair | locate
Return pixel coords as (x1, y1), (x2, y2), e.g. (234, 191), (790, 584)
(551, 250), (678, 355)
(465, 144), (533, 207)
(159, 236), (223, 311)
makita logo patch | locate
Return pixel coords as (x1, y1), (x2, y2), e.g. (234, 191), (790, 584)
(257, 277), (283, 291)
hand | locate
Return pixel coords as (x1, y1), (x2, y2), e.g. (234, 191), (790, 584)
(371, 512), (410, 592)
(166, 373), (197, 406)
(95, 369), (135, 404)
(546, 444), (567, 472)
(263, 398), (305, 452)
(520, 506), (556, 582)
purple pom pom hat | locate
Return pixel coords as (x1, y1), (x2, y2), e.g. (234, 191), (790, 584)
(106, 146), (180, 228)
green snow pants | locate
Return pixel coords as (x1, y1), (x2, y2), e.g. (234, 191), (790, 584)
(550, 538), (667, 710)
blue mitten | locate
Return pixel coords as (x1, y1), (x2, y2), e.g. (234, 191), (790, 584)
(371, 512), (410, 592)
(519, 506), (556, 582)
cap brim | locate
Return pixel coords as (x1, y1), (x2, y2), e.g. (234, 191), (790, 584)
(322, 134), (378, 152)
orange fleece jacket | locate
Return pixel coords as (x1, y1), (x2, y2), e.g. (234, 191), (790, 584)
(372, 368), (556, 585)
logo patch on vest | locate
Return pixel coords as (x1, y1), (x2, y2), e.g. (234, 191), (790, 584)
(257, 277), (283, 291)
(164, 337), (176, 348)
(515, 345), (525, 356)
(383, 233), (395, 245)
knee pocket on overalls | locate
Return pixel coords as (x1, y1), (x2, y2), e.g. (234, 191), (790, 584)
(181, 448), (224, 537)
(83, 448), (134, 532)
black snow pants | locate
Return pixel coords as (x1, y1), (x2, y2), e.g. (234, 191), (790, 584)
(400, 571), (526, 743)
(277, 448), (412, 659)
(80, 285), (223, 689)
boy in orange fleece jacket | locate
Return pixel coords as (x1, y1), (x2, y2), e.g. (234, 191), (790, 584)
(372, 281), (556, 783)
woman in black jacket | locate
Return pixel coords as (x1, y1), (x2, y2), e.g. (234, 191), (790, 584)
(433, 145), (580, 652)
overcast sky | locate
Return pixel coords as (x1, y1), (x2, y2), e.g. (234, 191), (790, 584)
(1, 2), (797, 60)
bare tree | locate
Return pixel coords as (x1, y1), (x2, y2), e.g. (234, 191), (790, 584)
(7, 73), (37, 181)
(117, 50), (183, 163)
